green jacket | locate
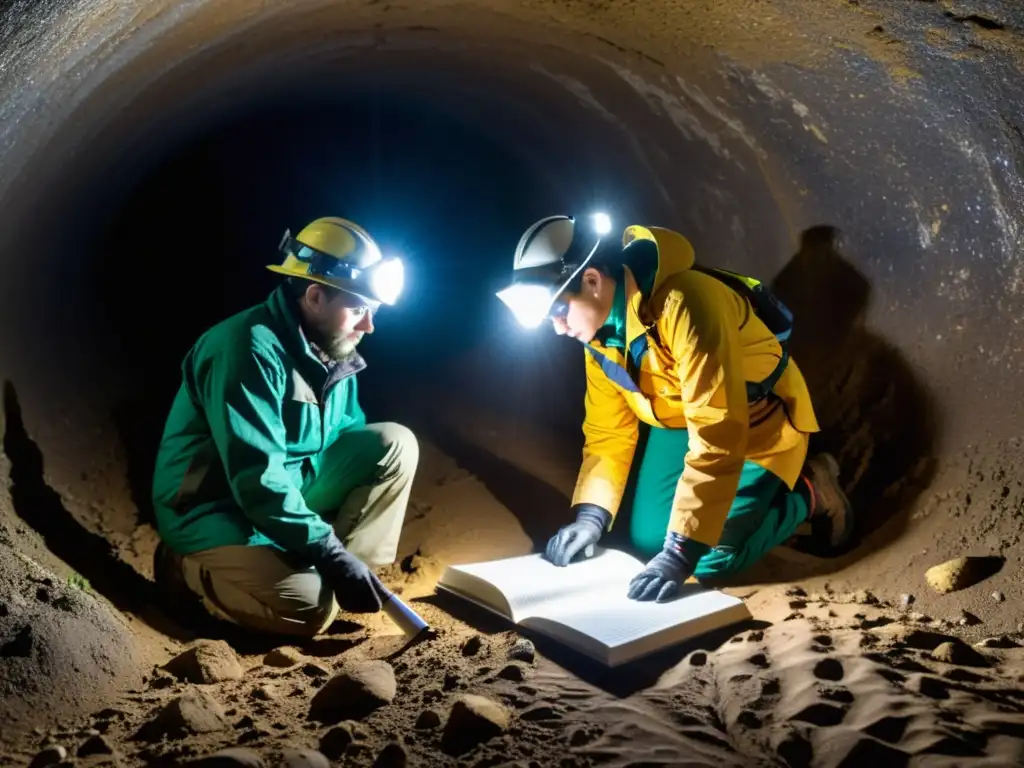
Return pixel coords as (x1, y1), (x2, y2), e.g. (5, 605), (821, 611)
(152, 286), (367, 557)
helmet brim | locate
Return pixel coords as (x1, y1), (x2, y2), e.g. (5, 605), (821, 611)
(266, 264), (381, 309)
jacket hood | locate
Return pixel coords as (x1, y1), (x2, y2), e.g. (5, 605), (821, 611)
(621, 225), (696, 294)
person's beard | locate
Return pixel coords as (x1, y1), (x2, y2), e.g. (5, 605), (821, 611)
(307, 320), (363, 364)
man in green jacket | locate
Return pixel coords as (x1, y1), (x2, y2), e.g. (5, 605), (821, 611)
(151, 216), (417, 637)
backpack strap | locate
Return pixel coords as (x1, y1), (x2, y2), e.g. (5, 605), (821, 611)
(691, 265), (793, 405)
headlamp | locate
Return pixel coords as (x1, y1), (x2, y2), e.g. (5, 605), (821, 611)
(497, 211), (613, 330)
(278, 232), (405, 306)
(369, 258), (405, 305)
(496, 283), (559, 329)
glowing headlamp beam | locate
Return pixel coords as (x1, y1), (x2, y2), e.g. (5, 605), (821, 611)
(370, 258), (405, 305)
(496, 284), (555, 329)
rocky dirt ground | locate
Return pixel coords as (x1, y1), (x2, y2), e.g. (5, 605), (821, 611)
(2, 416), (1024, 767)
(5, 567), (1024, 768)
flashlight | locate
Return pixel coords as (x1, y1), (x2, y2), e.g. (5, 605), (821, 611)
(592, 212), (612, 236)
(377, 584), (430, 638)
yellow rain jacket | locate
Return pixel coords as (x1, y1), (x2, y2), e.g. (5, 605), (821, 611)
(571, 225), (820, 548)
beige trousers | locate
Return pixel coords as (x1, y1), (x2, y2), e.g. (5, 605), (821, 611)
(179, 422), (419, 637)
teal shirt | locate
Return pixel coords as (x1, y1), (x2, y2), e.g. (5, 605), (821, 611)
(151, 286), (367, 557)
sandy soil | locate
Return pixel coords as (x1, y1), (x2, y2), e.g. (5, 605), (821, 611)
(2, 416), (1024, 767)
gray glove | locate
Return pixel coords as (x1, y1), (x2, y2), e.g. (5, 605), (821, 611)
(627, 533), (698, 603)
(544, 504), (612, 567)
(309, 533), (384, 613)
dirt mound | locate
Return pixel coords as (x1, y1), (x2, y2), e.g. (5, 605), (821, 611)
(0, 539), (144, 743)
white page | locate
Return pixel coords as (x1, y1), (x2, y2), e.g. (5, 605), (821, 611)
(443, 548), (643, 622)
(522, 586), (750, 666)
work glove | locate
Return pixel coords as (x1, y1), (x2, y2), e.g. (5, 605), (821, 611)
(627, 533), (699, 603)
(544, 504), (612, 567)
(309, 533), (384, 614)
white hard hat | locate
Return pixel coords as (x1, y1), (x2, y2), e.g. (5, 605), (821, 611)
(496, 213), (612, 328)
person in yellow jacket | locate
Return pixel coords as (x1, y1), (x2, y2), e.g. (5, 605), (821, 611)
(496, 213), (853, 603)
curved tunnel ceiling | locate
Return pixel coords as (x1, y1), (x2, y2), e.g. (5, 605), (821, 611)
(1, 0), (1023, 566)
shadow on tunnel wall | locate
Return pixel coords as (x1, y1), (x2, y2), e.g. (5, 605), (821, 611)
(765, 225), (939, 576)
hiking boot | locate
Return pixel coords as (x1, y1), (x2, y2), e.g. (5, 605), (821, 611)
(153, 540), (208, 628)
(803, 453), (854, 550)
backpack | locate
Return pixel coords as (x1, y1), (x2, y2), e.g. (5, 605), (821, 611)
(692, 265), (793, 405)
(590, 265), (793, 406)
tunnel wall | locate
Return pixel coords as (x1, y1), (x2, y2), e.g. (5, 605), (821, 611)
(1, 0), (1023, 556)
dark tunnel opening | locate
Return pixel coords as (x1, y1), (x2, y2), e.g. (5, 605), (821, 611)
(1, 0), (1024, 748)
(87, 88), (592, 527)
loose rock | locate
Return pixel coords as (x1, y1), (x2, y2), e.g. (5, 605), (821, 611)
(319, 725), (353, 760)
(415, 710), (441, 729)
(958, 610), (982, 627)
(264, 647), (303, 668)
(508, 638), (536, 664)
(925, 557), (992, 594)
(310, 660), (396, 723)
(280, 748), (331, 768)
(900, 594), (914, 609)
(251, 683), (281, 701)
(931, 641), (991, 668)
(77, 734), (114, 757)
(992, 591), (1005, 602)
(140, 690), (230, 740)
(190, 747), (267, 766)
(164, 640), (244, 684)
(497, 663), (526, 682)
(300, 662), (330, 679)
(29, 745), (66, 767)
(148, 668), (177, 690)
(372, 742), (408, 768)
(442, 694), (509, 756)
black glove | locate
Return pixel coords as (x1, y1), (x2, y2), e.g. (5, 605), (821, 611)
(544, 504), (611, 567)
(627, 533), (698, 603)
(309, 533), (384, 614)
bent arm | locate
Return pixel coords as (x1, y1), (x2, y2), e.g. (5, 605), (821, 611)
(199, 345), (335, 557)
(664, 284), (749, 549)
(571, 348), (639, 522)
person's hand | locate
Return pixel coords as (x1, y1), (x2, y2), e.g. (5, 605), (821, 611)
(544, 504), (611, 567)
(309, 534), (385, 613)
(627, 536), (696, 603)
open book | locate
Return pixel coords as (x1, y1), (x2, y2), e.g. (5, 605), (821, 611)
(436, 548), (751, 666)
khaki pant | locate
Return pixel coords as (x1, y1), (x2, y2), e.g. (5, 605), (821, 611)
(178, 422), (418, 637)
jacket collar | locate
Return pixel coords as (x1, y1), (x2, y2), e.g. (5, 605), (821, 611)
(264, 286), (366, 384)
(621, 226), (696, 346)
